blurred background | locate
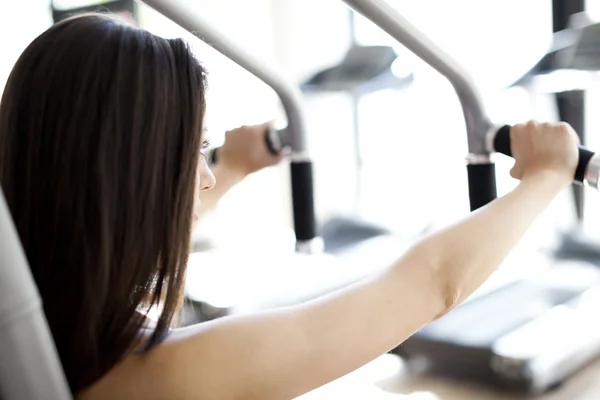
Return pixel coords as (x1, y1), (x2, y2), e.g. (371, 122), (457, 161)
(6, 0), (600, 398)
(6, 0), (600, 242)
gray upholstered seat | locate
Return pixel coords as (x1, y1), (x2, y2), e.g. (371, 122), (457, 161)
(0, 187), (71, 400)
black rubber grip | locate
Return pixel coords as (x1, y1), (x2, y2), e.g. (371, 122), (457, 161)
(264, 127), (283, 155)
(291, 161), (318, 241)
(493, 125), (512, 157)
(467, 163), (498, 211)
(209, 127), (283, 165)
(493, 125), (595, 183)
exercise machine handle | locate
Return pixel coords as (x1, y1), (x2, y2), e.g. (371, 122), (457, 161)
(490, 125), (600, 188)
(209, 126), (285, 165)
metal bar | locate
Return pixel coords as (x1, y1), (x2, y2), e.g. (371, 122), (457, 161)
(141, 0), (309, 155)
(351, 93), (362, 212)
(553, 0), (586, 222)
(340, 0), (493, 155)
(341, 0), (498, 210)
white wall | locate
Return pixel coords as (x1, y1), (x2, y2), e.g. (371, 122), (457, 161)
(0, 0), (52, 97)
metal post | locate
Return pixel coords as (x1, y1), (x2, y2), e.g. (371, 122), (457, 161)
(553, 0), (586, 221)
(340, 0), (496, 211)
(349, 11), (363, 212)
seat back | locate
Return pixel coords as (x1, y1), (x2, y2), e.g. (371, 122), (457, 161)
(0, 187), (71, 400)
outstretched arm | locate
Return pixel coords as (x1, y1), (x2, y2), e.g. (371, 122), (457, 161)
(154, 122), (579, 400)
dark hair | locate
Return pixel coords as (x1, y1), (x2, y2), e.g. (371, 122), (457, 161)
(0, 14), (207, 393)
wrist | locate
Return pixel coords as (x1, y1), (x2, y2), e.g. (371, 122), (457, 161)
(213, 163), (246, 186)
(520, 169), (571, 192)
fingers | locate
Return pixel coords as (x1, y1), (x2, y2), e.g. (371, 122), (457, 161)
(228, 121), (287, 158)
(556, 121), (580, 145)
(509, 119), (579, 184)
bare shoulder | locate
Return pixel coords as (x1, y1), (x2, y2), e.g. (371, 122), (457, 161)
(78, 324), (221, 400)
(77, 347), (178, 400)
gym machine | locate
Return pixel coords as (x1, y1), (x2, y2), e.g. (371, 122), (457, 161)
(340, 0), (600, 393)
(3, 1), (600, 399)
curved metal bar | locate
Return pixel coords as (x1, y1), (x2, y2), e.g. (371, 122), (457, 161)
(141, 0), (309, 154)
(341, 0), (493, 154)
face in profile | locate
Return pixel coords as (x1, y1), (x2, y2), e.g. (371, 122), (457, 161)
(193, 127), (216, 222)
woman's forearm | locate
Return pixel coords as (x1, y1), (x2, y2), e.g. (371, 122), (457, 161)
(411, 171), (566, 310)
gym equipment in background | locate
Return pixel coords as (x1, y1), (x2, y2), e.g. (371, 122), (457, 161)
(510, 0), (600, 265)
(301, 45), (411, 93)
(340, 0), (600, 393)
(4, 1), (600, 398)
(301, 44), (414, 252)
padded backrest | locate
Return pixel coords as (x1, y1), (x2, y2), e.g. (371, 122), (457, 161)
(0, 187), (72, 400)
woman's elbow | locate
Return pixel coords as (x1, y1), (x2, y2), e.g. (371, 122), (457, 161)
(401, 243), (463, 318)
(433, 278), (462, 320)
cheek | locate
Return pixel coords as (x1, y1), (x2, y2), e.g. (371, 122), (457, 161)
(195, 168), (201, 193)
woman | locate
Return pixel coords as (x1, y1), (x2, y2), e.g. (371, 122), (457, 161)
(0, 13), (579, 400)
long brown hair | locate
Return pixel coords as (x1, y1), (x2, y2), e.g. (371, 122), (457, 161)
(0, 14), (207, 393)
